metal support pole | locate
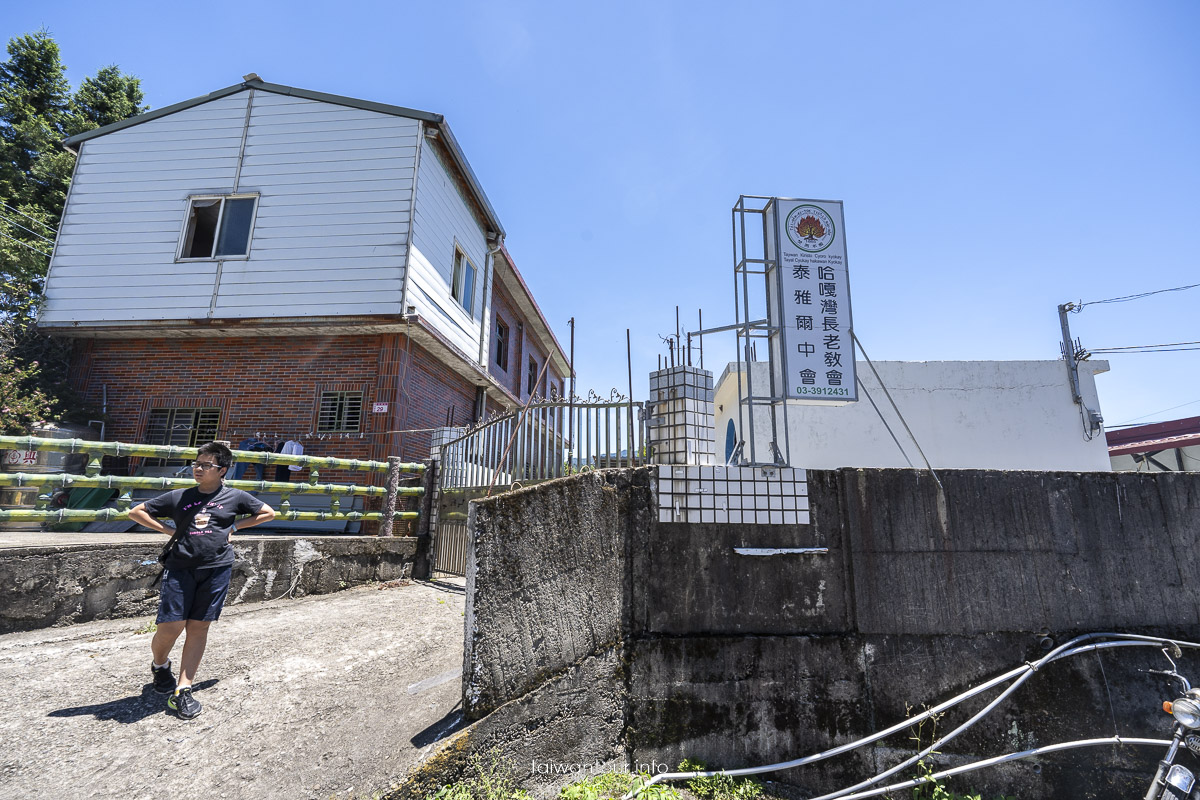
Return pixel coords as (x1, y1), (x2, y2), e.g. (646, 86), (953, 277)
(413, 458), (438, 578)
(627, 329), (635, 465)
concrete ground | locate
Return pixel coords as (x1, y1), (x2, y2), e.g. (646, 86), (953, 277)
(0, 579), (466, 800)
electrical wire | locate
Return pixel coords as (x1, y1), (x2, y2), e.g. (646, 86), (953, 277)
(1075, 282), (1200, 309)
(0, 202), (56, 234)
(0, 214), (54, 244)
(1091, 340), (1200, 353)
(0, 229), (52, 259)
(1090, 346), (1200, 354)
(1109, 399), (1200, 427)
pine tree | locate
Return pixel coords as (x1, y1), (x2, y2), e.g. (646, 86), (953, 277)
(0, 30), (147, 431)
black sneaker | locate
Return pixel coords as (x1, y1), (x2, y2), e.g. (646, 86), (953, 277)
(167, 687), (202, 719)
(151, 663), (176, 695)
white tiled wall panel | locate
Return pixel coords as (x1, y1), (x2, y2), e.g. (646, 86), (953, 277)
(655, 464), (810, 525)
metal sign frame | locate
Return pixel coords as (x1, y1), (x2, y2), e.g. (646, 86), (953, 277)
(732, 195), (791, 466)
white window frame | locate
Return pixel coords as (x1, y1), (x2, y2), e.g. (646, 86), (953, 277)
(176, 193), (260, 262)
(450, 244), (477, 317)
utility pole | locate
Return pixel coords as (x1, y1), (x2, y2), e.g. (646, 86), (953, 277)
(1058, 302), (1102, 435)
(1058, 302), (1083, 405)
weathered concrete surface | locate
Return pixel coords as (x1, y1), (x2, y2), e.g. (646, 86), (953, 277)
(836, 469), (1200, 635)
(451, 466), (1200, 799)
(463, 469), (650, 719)
(0, 533), (418, 633)
(631, 521), (848, 635)
(393, 647), (627, 800)
(0, 580), (465, 800)
(628, 633), (1171, 799)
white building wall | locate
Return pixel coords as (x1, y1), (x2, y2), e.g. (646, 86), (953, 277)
(714, 360), (1112, 472)
(407, 141), (489, 361)
(215, 92), (416, 317)
(43, 93), (250, 322)
(41, 89), (418, 324)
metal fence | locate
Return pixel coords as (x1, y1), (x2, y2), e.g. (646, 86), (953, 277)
(431, 398), (647, 575)
(0, 434), (424, 532)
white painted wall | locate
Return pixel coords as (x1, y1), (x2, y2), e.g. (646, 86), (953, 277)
(714, 360), (1113, 471)
(407, 141), (490, 361)
(42, 89), (418, 324)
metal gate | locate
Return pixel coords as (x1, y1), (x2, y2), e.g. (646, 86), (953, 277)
(431, 398), (646, 576)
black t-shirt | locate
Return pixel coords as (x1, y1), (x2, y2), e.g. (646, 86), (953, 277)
(143, 484), (265, 569)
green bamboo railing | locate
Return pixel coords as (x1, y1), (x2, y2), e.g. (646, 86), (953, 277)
(0, 508), (418, 524)
(0, 435), (424, 478)
(0, 435), (424, 530)
(0, 472), (423, 498)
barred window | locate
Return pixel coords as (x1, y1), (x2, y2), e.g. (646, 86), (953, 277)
(144, 407), (221, 466)
(317, 391), (364, 433)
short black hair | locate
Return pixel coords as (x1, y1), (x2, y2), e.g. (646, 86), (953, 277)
(197, 441), (233, 470)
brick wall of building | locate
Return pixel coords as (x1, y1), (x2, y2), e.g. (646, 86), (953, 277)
(70, 333), (481, 473)
(489, 278), (566, 402)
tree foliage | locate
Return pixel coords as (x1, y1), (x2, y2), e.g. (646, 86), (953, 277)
(0, 30), (147, 432)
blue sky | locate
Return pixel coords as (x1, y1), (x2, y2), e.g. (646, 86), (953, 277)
(9, 1), (1199, 429)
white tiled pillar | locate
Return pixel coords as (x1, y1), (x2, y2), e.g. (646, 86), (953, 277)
(648, 365), (715, 466)
(429, 426), (465, 462)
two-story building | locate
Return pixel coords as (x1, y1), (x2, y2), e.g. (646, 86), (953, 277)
(39, 76), (568, 468)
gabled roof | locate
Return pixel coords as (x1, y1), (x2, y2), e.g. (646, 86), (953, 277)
(61, 77), (504, 237)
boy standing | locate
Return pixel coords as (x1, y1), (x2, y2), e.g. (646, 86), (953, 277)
(128, 441), (276, 719)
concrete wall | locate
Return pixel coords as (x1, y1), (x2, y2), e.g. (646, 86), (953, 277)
(715, 360), (1112, 471)
(0, 535), (417, 634)
(463, 469), (650, 718)
(447, 466), (1200, 799)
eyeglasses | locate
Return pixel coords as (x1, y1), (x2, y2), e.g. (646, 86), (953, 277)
(191, 462), (221, 471)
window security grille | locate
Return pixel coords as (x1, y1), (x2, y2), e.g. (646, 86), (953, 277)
(317, 391), (364, 432)
(144, 407), (221, 465)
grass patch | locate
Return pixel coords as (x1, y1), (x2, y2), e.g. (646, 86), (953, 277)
(676, 760), (762, 800)
(427, 752), (529, 800)
(561, 771), (680, 800)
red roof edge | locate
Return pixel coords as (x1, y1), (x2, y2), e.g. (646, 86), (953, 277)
(1105, 416), (1200, 448)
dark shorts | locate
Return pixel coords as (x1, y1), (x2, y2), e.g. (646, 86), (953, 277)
(157, 565), (233, 623)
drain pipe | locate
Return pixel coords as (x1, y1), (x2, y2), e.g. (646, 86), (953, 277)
(478, 233), (504, 367)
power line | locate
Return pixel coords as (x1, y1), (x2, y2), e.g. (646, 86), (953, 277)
(0, 229), (51, 259)
(1111, 399), (1200, 427)
(1090, 339), (1200, 353)
(0, 213), (55, 245)
(1090, 346), (1200, 355)
(1075, 282), (1200, 310)
(0, 202), (56, 234)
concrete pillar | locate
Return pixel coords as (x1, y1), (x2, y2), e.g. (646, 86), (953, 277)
(648, 365), (715, 465)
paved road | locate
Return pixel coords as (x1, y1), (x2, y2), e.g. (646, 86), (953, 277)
(0, 580), (466, 800)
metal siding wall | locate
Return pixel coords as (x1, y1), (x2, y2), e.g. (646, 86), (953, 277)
(42, 93), (249, 322)
(41, 90), (419, 324)
(408, 143), (489, 361)
(216, 92), (416, 317)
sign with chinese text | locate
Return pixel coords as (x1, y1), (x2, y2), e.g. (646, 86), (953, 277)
(3, 450), (38, 466)
(769, 198), (857, 403)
